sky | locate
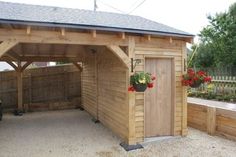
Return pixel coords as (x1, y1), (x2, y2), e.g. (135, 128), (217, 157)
(0, 0), (235, 71)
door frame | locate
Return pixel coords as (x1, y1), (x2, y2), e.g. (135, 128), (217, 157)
(144, 56), (176, 138)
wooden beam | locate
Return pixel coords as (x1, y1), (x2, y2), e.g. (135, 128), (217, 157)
(106, 45), (130, 68)
(185, 38), (194, 44)
(17, 61), (23, 111)
(61, 28), (65, 36)
(5, 60), (18, 71)
(5, 51), (21, 61)
(145, 34), (151, 41)
(169, 37), (173, 44)
(119, 32), (125, 40)
(21, 61), (32, 72)
(181, 42), (188, 136)
(0, 40), (18, 57)
(26, 26), (31, 35)
(0, 56), (82, 62)
(207, 107), (216, 135)
(91, 30), (96, 38)
(127, 36), (136, 145)
(0, 28), (128, 46)
(72, 62), (83, 71)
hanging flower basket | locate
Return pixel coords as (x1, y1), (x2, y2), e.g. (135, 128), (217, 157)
(182, 69), (211, 88)
(133, 83), (147, 92)
(189, 80), (202, 88)
(128, 72), (156, 92)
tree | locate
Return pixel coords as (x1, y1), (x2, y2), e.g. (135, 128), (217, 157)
(190, 2), (236, 68)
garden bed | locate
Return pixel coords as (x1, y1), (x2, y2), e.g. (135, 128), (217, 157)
(188, 97), (236, 141)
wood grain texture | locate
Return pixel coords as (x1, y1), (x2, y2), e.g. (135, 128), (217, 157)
(0, 40), (18, 57)
(145, 58), (173, 137)
(188, 103), (236, 141)
(0, 64), (81, 111)
(82, 46), (129, 141)
(134, 38), (187, 142)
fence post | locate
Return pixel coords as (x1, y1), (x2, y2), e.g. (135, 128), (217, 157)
(207, 106), (216, 135)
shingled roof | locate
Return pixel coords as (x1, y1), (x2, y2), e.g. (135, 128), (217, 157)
(0, 1), (193, 38)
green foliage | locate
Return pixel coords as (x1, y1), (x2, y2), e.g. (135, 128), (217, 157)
(130, 72), (151, 85)
(190, 2), (236, 68)
(56, 61), (69, 65)
(188, 91), (236, 103)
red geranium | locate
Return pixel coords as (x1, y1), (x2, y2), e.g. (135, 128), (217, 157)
(128, 72), (156, 92)
(204, 76), (212, 83)
(147, 82), (154, 88)
(128, 86), (135, 92)
(182, 69), (211, 87)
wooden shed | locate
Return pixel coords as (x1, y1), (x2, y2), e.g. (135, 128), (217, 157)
(0, 2), (193, 147)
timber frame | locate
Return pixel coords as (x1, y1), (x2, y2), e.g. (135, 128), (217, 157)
(0, 22), (193, 146)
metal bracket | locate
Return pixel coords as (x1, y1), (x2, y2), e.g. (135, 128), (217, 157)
(131, 58), (141, 72)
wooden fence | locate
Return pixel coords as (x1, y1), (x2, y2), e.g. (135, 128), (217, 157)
(188, 102), (236, 141)
(210, 76), (236, 95)
(191, 76), (236, 95)
(0, 64), (81, 112)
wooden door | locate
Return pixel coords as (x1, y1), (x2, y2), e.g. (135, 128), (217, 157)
(145, 58), (174, 137)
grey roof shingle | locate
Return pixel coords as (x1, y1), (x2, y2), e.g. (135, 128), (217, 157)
(0, 1), (194, 37)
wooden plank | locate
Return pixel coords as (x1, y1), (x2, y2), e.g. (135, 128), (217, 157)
(5, 60), (18, 71)
(21, 61), (33, 72)
(0, 40), (18, 57)
(17, 63), (23, 111)
(127, 36), (136, 145)
(207, 107), (216, 135)
(145, 58), (173, 137)
(0, 28), (128, 46)
(26, 26), (31, 35)
(181, 41), (188, 136)
(72, 62), (83, 71)
(106, 45), (129, 68)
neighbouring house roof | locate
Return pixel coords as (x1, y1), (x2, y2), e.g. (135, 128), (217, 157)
(0, 1), (194, 38)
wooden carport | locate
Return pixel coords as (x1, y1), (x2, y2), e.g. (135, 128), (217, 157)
(0, 26), (131, 110)
(0, 1), (194, 148)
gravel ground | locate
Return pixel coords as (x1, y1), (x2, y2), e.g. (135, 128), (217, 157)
(0, 109), (236, 157)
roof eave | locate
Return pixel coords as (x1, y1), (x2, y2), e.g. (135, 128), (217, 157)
(0, 19), (195, 39)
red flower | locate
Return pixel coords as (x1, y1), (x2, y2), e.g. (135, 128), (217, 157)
(128, 86), (135, 92)
(187, 68), (195, 77)
(197, 70), (206, 77)
(204, 77), (212, 83)
(151, 76), (156, 81)
(147, 83), (154, 88)
(189, 80), (194, 85)
(193, 77), (199, 81)
(182, 80), (189, 86)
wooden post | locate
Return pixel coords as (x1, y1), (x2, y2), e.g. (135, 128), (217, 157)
(207, 107), (216, 135)
(17, 62), (23, 111)
(181, 42), (188, 136)
(127, 36), (136, 145)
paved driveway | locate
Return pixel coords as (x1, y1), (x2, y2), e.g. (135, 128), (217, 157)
(0, 110), (236, 157)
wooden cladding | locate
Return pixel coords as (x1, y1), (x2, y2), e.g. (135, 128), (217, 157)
(0, 64), (81, 111)
(134, 39), (186, 142)
(188, 102), (236, 141)
(82, 46), (129, 141)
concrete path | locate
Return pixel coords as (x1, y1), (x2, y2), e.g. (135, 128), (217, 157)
(1, 109), (236, 157)
(188, 97), (236, 111)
